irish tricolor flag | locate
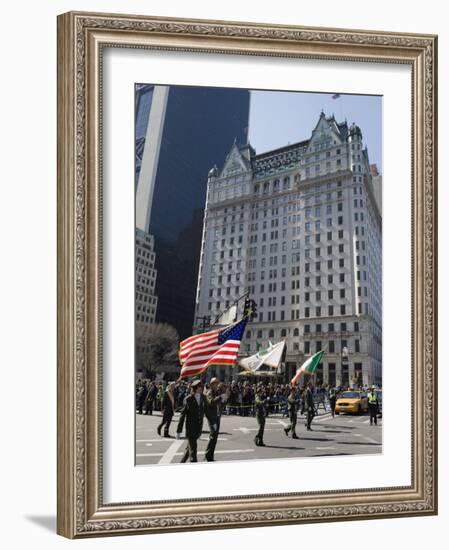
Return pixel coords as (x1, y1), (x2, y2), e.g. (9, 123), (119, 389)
(290, 350), (325, 385)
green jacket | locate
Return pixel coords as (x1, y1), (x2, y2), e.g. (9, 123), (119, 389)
(205, 388), (223, 423)
(255, 395), (266, 419)
(288, 393), (298, 414)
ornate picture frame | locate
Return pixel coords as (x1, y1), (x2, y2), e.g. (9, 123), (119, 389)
(57, 11), (437, 538)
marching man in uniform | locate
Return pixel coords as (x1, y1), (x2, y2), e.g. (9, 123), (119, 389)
(284, 385), (299, 439)
(303, 381), (315, 431)
(204, 377), (229, 462)
(254, 386), (267, 447)
(178, 380), (205, 462)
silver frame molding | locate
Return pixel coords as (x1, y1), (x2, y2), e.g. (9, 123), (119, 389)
(57, 11), (438, 538)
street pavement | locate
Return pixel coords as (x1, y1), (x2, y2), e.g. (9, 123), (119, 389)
(136, 409), (382, 465)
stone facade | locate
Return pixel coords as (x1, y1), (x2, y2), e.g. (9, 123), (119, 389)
(136, 228), (158, 327)
(195, 113), (382, 387)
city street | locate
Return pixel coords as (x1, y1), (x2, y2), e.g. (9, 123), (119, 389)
(136, 410), (382, 465)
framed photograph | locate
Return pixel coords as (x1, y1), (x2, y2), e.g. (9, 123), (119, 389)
(57, 11), (437, 538)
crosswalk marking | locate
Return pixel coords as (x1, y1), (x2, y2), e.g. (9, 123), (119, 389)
(158, 439), (184, 464)
(137, 448), (255, 458)
(137, 437), (228, 443)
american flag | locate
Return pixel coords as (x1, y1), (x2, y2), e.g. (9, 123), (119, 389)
(178, 318), (248, 379)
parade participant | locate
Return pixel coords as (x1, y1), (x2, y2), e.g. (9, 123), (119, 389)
(284, 386), (299, 439)
(303, 381), (315, 431)
(136, 382), (148, 415)
(204, 378), (229, 462)
(367, 387), (379, 425)
(328, 385), (337, 418)
(157, 382), (176, 437)
(179, 380), (206, 463)
(254, 386), (267, 447)
(144, 381), (157, 415)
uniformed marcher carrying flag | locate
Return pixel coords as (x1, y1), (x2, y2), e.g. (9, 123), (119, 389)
(254, 386), (268, 447)
(284, 386), (299, 439)
(204, 377), (229, 462)
(178, 380), (206, 462)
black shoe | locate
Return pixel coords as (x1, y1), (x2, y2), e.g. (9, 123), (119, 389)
(292, 434), (299, 439)
(163, 433), (170, 438)
(307, 427), (312, 431)
(157, 425), (162, 436)
(284, 428), (289, 437)
(259, 442), (266, 447)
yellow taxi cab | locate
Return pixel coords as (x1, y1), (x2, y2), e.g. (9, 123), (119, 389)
(335, 391), (368, 415)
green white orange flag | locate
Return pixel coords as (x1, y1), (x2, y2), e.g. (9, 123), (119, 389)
(290, 350), (325, 385)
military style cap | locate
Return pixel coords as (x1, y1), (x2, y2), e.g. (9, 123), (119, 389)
(191, 379), (203, 388)
(210, 377), (219, 384)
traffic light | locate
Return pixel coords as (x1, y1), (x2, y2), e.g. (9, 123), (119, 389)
(250, 299), (257, 320)
(243, 297), (258, 320)
(243, 297), (251, 317)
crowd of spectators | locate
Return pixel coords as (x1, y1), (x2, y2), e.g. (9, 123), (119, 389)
(135, 378), (367, 417)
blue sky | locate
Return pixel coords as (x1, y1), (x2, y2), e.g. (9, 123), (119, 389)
(248, 90), (382, 172)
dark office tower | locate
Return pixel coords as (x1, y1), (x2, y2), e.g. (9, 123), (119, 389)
(135, 84), (155, 186)
(136, 85), (250, 340)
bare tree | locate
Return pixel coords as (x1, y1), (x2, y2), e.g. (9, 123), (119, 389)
(136, 323), (179, 376)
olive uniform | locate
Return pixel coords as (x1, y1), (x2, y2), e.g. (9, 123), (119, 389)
(254, 392), (267, 447)
(157, 388), (175, 437)
(204, 386), (225, 462)
(303, 385), (315, 431)
(284, 390), (299, 438)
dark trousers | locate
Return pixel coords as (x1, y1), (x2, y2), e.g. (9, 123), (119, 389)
(181, 437), (198, 462)
(306, 408), (315, 429)
(144, 398), (154, 415)
(286, 412), (297, 435)
(255, 417), (265, 445)
(205, 417), (220, 461)
(369, 403), (378, 425)
(158, 411), (173, 435)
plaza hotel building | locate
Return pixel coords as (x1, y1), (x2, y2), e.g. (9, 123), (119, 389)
(194, 112), (382, 388)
